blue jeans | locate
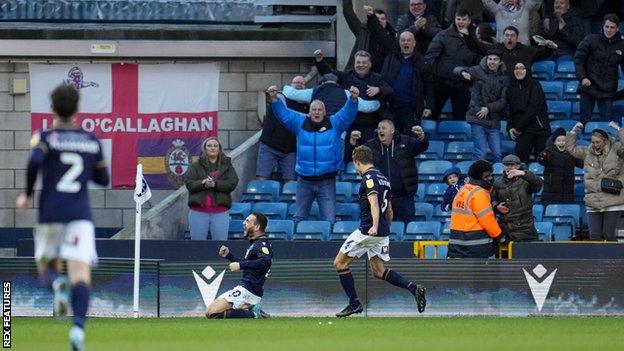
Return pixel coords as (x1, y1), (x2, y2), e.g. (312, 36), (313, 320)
(256, 142), (296, 181)
(188, 209), (230, 240)
(471, 124), (501, 162)
(294, 177), (336, 223)
(580, 93), (614, 123)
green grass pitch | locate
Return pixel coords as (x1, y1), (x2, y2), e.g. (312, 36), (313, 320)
(11, 316), (624, 351)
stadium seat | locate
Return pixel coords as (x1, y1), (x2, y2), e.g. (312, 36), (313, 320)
(425, 183), (447, 202)
(574, 166), (583, 183)
(405, 221), (441, 241)
(550, 119), (577, 132)
(547, 100), (572, 120)
(418, 140), (445, 161)
(436, 121), (471, 141)
(533, 187), (543, 203)
(288, 202), (320, 220)
(571, 101), (580, 119)
(456, 160), (471, 175)
(335, 182), (352, 203)
(528, 162), (544, 176)
(441, 222), (451, 240)
(414, 202), (434, 221)
(540, 81), (564, 100)
(532, 60), (555, 80)
(500, 140), (516, 155)
(421, 119), (437, 139)
(416, 183), (426, 202)
(441, 99), (453, 118)
(444, 141), (474, 160)
(265, 219), (294, 240)
(389, 221), (405, 241)
(544, 204), (581, 241)
(351, 182), (360, 202)
(330, 221), (359, 240)
(574, 182), (585, 202)
(493, 162), (504, 177)
(433, 204), (452, 223)
(533, 204), (543, 222)
(424, 244), (448, 259)
(253, 202), (287, 219)
(241, 180), (280, 202)
(335, 203), (359, 221)
(230, 202), (251, 220)
(418, 160), (453, 182)
(554, 60), (576, 80)
(228, 220), (244, 239)
(341, 162), (361, 182)
(294, 221), (330, 241)
(279, 181), (298, 203)
(535, 221), (553, 241)
(564, 81), (579, 100)
(584, 122), (618, 139)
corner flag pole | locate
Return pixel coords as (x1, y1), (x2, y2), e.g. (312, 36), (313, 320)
(132, 164), (152, 318)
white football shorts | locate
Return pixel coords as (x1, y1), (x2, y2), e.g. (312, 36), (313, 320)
(34, 220), (98, 265)
(339, 229), (390, 261)
(218, 285), (262, 310)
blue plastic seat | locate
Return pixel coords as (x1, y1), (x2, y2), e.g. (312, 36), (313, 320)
(436, 121), (471, 141)
(241, 180), (280, 202)
(584, 122), (618, 139)
(252, 202), (287, 219)
(417, 140), (445, 160)
(294, 220), (330, 240)
(330, 221), (359, 240)
(547, 100), (572, 120)
(288, 202), (320, 220)
(533, 187), (543, 203)
(441, 222), (451, 240)
(528, 162), (544, 176)
(554, 60), (576, 80)
(574, 166), (583, 182)
(550, 119), (577, 132)
(335, 203), (359, 221)
(414, 202), (434, 221)
(433, 204), (452, 223)
(535, 221), (553, 241)
(418, 160), (453, 182)
(500, 140), (516, 155)
(416, 183), (426, 202)
(279, 181), (298, 203)
(351, 182), (360, 202)
(533, 204), (544, 222)
(230, 202), (251, 220)
(440, 99), (453, 118)
(532, 60), (555, 80)
(493, 162), (504, 177)
(564, 81), (579, 100)
(544, 204), (581, 241)
(455, 160), (471, 175)
(444, 141), (474, 160)
(335, 182), (352, 203)
(405, 221), (441, 241)
(540, 81), (564, 100)
(265, 219), (294, 240)
(228, 220), (245, 239)
(341, 162), (361, 182)
(425, 183), (447, 202)
(389, 221), (405, 241)
(574, 182), (585, 202)
(421, 120), (437, 139)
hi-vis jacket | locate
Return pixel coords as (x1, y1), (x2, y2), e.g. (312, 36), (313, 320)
(448, 182), (502, 258)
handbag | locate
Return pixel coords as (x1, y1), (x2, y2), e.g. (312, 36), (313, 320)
(601, 178), (623, 195)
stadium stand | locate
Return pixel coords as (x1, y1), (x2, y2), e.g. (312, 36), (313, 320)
(294, 221), (331, 241)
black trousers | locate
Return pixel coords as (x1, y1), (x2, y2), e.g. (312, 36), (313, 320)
(514, 132), (548, 164)
(431, 79), (470, 120)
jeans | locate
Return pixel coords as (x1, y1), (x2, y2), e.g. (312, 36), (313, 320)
(587, 211), (621, 241)
(255, 142), (296, 181)
(188, 209), (230, 240)
(390, 102), (418, 135)
(514, 132), (548, 164)
(294, 177), (336, 223)
(432, 79), (471, 120)
(471, 124), (501, 162)
(579, 93), (614, 123)
(391, 195), (416, 224)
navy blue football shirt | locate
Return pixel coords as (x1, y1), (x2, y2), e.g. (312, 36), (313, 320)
(358, 168), (391, 237)
(225, 236), (273, 297)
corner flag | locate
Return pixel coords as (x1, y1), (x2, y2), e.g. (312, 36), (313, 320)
(134, 164), (152, 205)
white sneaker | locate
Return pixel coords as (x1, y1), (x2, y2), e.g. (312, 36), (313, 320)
(52, 276), (70, 318)
(69, 325), (85, 351)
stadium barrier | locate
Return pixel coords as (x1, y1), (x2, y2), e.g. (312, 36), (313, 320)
(3, 257), (624, 317)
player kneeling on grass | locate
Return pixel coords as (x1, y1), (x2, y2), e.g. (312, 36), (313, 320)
(333, 145), (426, 317)
(15, 84), (110, 351)
(205, 212), (273, 319)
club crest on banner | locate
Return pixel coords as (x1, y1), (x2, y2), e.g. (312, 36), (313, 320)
(65, 66), (99, 90)
(166, 139), (191, 187)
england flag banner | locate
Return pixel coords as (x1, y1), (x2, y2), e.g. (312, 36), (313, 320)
(30, 63), (219, 189)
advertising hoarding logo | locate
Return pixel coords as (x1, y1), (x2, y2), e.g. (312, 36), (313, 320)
(192, 265), (225, 308)
(523, 264), (557, 312)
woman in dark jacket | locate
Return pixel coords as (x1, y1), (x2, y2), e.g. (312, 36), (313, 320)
(538, 128), (583, 205)
(185, 137), (239, 240)
(506, 62), (551, 164)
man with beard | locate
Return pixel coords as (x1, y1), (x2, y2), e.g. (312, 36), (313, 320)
(205, 213), (273, 319)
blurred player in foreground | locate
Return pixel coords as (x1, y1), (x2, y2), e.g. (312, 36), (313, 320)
(16, 84), (109, 350)
(205, 212), (273, 319)
(333, 145), (426, 317)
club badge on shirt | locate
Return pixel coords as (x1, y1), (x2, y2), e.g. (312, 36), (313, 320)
(366, 179), (374, 189)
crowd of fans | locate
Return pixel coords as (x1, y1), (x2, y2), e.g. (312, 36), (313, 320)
(187, 0), (624, 246)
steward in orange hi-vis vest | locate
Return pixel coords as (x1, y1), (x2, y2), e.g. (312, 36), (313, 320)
(448, 160), (502, 258)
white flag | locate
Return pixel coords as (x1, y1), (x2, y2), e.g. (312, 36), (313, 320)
(134, 164), (152, 205)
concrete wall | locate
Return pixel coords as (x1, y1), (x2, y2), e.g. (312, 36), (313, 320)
(0, 58), (313, 229)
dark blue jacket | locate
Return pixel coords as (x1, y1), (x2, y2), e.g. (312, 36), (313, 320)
(272, 98), (358, 178)
(440, 167), (466, 212)
(225, 236), (273, 297)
